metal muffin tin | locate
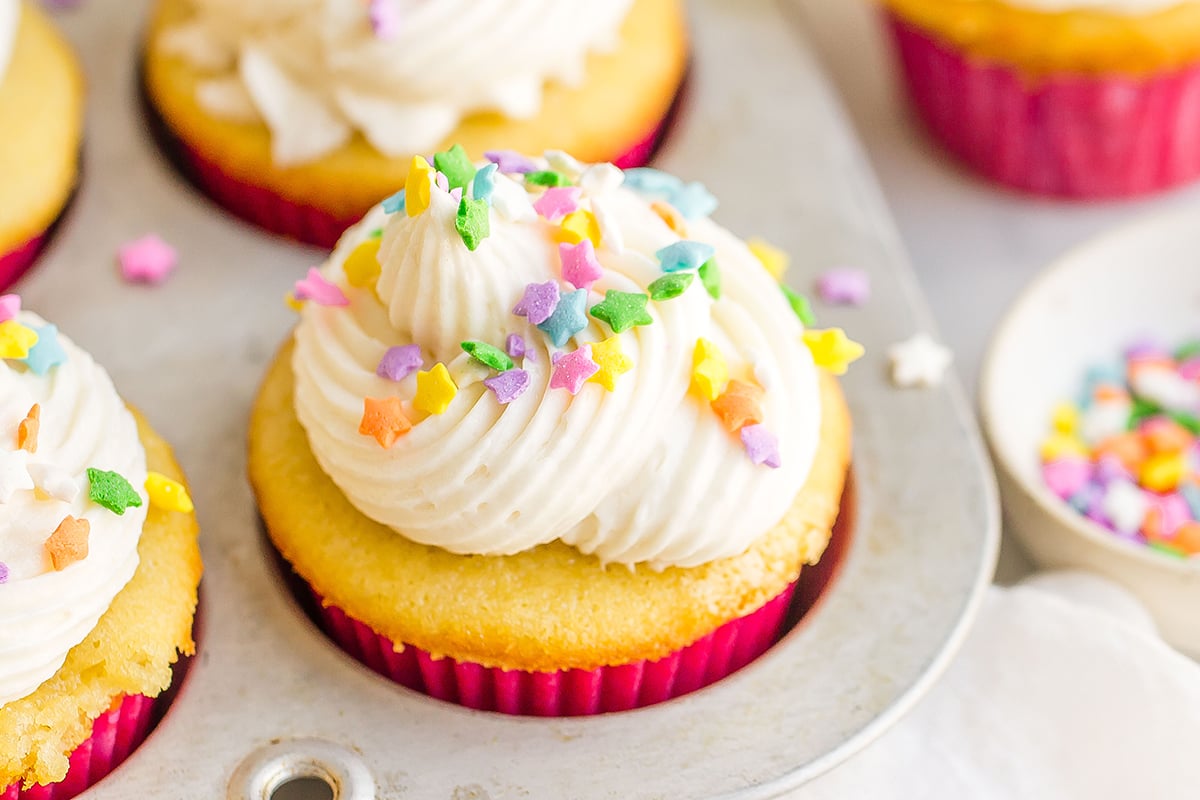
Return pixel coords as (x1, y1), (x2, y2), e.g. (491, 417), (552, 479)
(24, 0), (999, 797)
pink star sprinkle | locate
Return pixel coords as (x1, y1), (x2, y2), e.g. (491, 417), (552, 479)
(550, 344), (599, 395)
(368, 0), (401, 39)
(293, 268), (349, 306)
(0, 295), (19, 323)
(118, 234), (177, 285)
(512, 281), (560, 325)
(815, 268), (870, 306)
(740, 424), (781, 468)
(533, 187), (582, 223)
(559, 240), (604, 291)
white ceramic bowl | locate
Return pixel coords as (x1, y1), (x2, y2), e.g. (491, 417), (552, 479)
(981, 207), (1200, 656)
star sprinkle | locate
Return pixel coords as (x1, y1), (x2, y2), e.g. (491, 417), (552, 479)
(534, 187), (582, 222)
(0, 564), (7, 584)
(740, 424), (781, 468)
(0, 295), (19, 323)
(434, 144), (477, 191)
(803, 328), (865, 376)
(145, 471), (194, 513)
(484, 369), (530, 404)
(656, 241), (714, 273)
(343, 240), (382, 289)
(490, 174), (537, 222)
(559, 240), (603, 290)
(887, 333), (952, 388)
(406, 156), (434, 217)
(513, 281), (560, 326)
(377, 344), (423, 382)
(382, 189), (406, 214)
(537, 288), (588, 347)
(17, 404), (39, 453)
(671, 182), (719, 219)
(623, 168), (681, 195)
(712, 380), (765, 432)
(485, 150), (537, 174)
(87, 468), (143, 514)
(698, 259), (721, 300)
(590, 290), (653, 334)
(647, 272), (694, 301)
(368, 0), (401, 39)
(551, 344), (599, 395)
(558, 210), (601, 248)
(0, 320), (38, 359)
(748, 238), (789, 281)
(118, 234), (177, 285)
(588, 337), (632, 391)
(691, 338), (728, 401)
(545, 149), (585, 177)
(650, 201), (688, 235)
(506, 334), (528, 360)
(0, 450), (32, 502)
(579, 163), (624, 196)
(414, 363), (457, 415)
(293, 268), (349, 306)
(461, 340), (513, 372)
(526, 170), (570, 188)
(781, 285), (816, 326)
(456, 197), (490, 250)
(45, 516), (89, 571)
(359, 397), (412, 448)
(816, 268), (871, 306)
(28, 463), (78, 503)
(472, 163), (498, 204)
(22, 324), (67, 375)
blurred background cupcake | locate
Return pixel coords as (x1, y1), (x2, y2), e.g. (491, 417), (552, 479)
(142, 0), (689, 247)
(0, 303), (201, 798)
(0, 1), (83, 289)
(883, 0), (1200, 198)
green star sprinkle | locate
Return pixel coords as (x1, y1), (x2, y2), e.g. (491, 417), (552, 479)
(647, 272), (694, 301)
(525, 170), (570, 188)
(87, 468), (144, 515)
(461, 340), (514, 372)
(456, 198), (490, 251)
(780, 284), (816, 327)
(590, 290), (653, 334)
(433, 144), (477, 191)
(699, 258), (721, 300)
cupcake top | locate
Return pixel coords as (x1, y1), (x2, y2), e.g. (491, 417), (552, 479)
(289, 148), (862, 570)
(0, 302), (149, 705)
(0, 0), (17, 85)
(157, 0), (634, 166)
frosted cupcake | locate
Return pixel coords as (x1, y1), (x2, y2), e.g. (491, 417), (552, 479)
(142, 0), (688, 247)
(249, 148), (859, 715)
(0, 1), (84, 287)
(0, 299), (201, 797)
(884, 0), (1200, 197)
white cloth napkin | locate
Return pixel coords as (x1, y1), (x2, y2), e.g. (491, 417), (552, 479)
(798, 572), (1200, 799)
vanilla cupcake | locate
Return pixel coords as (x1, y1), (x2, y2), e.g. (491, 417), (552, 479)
(0, 300), (201, 797)
(249, 148), (859, 715)
(143, 0), (688, 246)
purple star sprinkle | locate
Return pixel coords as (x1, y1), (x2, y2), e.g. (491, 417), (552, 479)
(377, 344), (424, 382)
(485, 150), (538, 174)
(484, 369), (531, 404)
(1125, 337), (1166, 360)
(506, 333), (527, 360)
(512, 281), (560, 326)
(550, 345), (599, 395)
(740, 424), (781, 468)
(559, 240), (604, 291)
(815, 268), (870, 306)
(0, 562), (8, 584)
(368, 0), (401, 39)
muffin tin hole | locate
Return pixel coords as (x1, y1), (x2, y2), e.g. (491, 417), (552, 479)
(270, 776), (334, 800)
(229, 738), (375, 800)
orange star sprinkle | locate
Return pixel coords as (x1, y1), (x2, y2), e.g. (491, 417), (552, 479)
(359, 397), (411, 449)
(46, 515), (90, 571)
(712, 380), (765, 432)
(17, 403), (39, 453)
(650, 201), (688, 236)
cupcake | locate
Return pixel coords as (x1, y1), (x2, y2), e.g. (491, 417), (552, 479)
(0, 2), (84, 288)
(142, 0), (688, 247)
(0, 299), (201, 797)
(248, 147), (860, 715)
(883, 0), (1200, 198)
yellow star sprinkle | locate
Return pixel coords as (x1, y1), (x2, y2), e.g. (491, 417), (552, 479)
(802, 328), (864, 375)
(1051, 402), (1080, 435)
(406, 156), (434, 218)
(414, 362), (457, 415)
(284, 293), (303, 312)
(343, 239), (382, 289)
(747, 238), (789, 281)
(588, 336), (633, 391)
(557, 210), (602, 248)
(691, 338), (728, 401)
(1039, 432), (1089, 462)
(0, 321), (38, 359)
(145, 471), (195, 513)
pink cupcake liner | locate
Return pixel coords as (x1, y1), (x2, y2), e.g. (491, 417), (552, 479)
(887, 11), (1200, 198)
(1, 694), (158, 800)
(0, 234), (47, 293)
(311, 581), (796, 717)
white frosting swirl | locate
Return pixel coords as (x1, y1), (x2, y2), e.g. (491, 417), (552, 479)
(0, 313), (148, 706)
(158, 0), (634, 165)
(0, 0), (18, 88)
(291, 159), (822, 569)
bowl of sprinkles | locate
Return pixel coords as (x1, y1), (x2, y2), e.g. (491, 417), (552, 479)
(981, 207), (1200, 655)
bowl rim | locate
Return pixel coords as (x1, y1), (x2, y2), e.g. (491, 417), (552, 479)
(979, 205), (1200, 577)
